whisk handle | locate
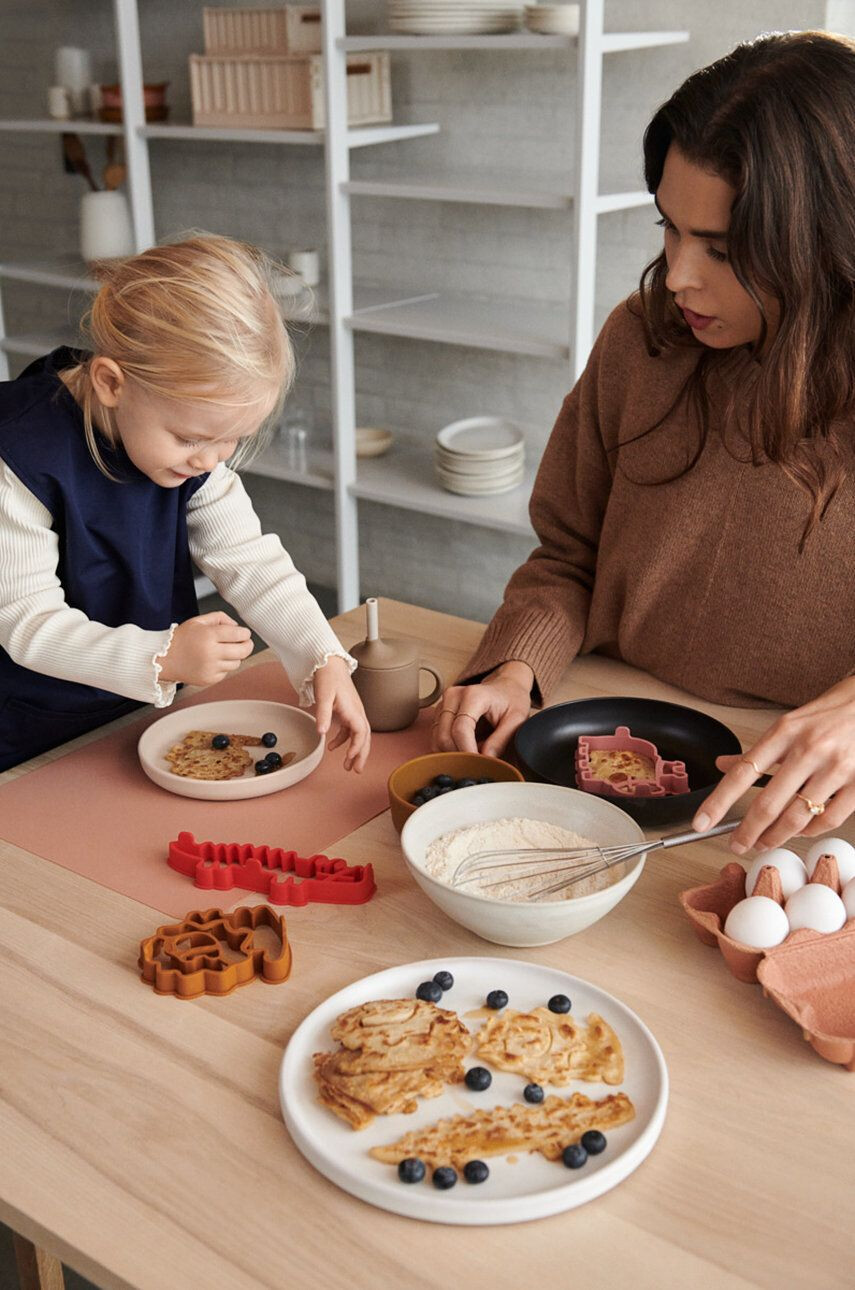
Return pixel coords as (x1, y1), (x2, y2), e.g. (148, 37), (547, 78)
(654, 820), (741, 850)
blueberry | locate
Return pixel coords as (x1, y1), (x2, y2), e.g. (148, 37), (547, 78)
(432, 774), (455, 789)
(264, 751), (283, 769)
(254, 760), (273, 775)
(464, 1066), (492, 1092)
(523, 1083), (544, 1104)
(562, 1143), (588, 1169)
(548, 994), (572, 1014)
(463, 1160), (489, 1184)
(211, 734), (230, 749)
(420, 786), (440, 802)
(416, 980), (443, 1004)
(477, 777), (494, 785)
(398, 1157), (426, 1184)
(433, 970), (454, 992)
(411, 792), (426, 806)
(455, 778), (477, 789)
(261, 732), (277, 748)
(432, 1166), (457, 1190)
(580, 1130), (607, 1155)
(437, 786), (455, 794)
(486, 989), (508, 1010)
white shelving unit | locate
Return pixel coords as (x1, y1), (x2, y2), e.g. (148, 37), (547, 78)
(0, 0), (688, 612)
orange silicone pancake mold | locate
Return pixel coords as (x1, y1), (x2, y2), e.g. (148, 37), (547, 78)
(167, 831), (376, 906)
(139, 904), (292, 999)
(680, 855), (855, 1069)
(575, 725), (689, 798)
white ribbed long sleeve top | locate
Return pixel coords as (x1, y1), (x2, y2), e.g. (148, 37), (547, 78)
(0, 458), (355, 708)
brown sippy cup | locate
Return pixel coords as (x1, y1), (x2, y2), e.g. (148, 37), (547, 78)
(350, 598), (443, 732)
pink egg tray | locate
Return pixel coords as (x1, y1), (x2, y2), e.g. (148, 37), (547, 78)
(167, 831), (376, 906)
(575, 725), (689, 798)
(680, 855), (855, 1070)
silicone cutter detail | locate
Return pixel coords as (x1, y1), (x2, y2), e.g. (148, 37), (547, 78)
(167, 831), (377, 906)
(139, 905), (292, 999)
(575, 725), (689, 798)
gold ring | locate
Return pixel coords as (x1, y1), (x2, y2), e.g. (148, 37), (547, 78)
(438, 708), (458, 719)
(796, 792), (826, 816)
(451, 712), (477, 725)
(741, 755), (763, 775)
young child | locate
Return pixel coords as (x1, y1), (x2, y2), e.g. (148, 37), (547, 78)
(0, 234), (370, 773)
(434, 31), (855, 851)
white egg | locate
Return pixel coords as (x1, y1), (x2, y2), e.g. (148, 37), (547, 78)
(803, 836), (855, 884)
(724, 896), (790, 949)
(842, 877), (855, 922)
(784, 883), (846, 934)
(744, 848), (807, 899)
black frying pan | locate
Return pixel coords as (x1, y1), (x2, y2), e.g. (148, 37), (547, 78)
(513, 697), (743, 827)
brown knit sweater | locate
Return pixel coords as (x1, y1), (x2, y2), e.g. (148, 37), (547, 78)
(462, 298), (855, 709)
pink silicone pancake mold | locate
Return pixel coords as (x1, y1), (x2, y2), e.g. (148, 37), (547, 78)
(680, 854), (855, 1069)
(167, 831), (376, 906)
(575, 725), (689, 798)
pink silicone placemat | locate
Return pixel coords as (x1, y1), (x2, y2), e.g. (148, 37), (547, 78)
(0, 663), (433, 916)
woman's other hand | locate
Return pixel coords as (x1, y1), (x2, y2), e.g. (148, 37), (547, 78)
(431, 661), (534, 757)
(313, 655), (371, 772)
(694, 675), (855, 852)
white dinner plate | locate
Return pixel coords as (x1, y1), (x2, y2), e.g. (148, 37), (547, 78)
(280, 956), (668, 1224)
(137, 698), (323, 800)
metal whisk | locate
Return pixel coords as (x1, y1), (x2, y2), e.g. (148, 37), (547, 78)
(450, 820), (740, 900)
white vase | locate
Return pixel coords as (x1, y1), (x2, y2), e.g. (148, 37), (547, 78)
(79, 191), (135, 264)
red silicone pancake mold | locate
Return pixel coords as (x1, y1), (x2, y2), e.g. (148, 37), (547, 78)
(167, 831), (376, 906)
(575, 725), (689, 798)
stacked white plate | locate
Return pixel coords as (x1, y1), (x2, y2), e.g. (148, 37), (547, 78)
(524, 2), (580, 35)
(434, 416), (526, 495)
(388, 1), (523, 35)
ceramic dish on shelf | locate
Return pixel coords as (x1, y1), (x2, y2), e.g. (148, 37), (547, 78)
(436, 415), (525, 459)
(137, 698), (323, 801)
(356, 427), (394, 458)
(388, 1), (523, 34)
(280, 955), (668, 1223)
(524, 3), (580, 35)
(437, 467), (525, 496)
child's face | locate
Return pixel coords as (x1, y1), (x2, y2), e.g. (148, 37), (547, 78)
(99, 370), (274, 487)
(656, 145), (780, 350)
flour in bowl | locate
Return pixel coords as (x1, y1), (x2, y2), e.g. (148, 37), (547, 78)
(423, 816), (604, 902)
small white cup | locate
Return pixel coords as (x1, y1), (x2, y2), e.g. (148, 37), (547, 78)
(286, 248), (320, 286)
(47, 85), (71, 120)
(79, 191), (135, 264)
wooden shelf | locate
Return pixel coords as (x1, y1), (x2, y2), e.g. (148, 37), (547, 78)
(347, 291), (570, 360)
(351, 436), (535, 536)
(340, 31), (689, 53)
(140, 121), (440, 149)
(243, 442), (335, 491)
(0, 331), (78, 357)
(344, 171), (655, 213)
(0, 256), (97, 292)
(0, 118), (123, 135)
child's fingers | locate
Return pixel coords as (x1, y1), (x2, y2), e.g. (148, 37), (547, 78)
(214, 624), (252, 642)
(196, 610), (238, 627)
(218, 641), (254, 661)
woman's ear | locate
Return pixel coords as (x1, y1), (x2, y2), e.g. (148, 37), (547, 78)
(88, 357), (125, 408)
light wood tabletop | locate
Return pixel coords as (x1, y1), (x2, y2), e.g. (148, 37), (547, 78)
(1, 599), (852, 1290)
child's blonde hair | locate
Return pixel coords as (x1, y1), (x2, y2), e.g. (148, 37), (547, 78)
(63, 233), (295, 476)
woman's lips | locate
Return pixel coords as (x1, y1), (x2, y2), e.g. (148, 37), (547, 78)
(681, 305), (716, 330)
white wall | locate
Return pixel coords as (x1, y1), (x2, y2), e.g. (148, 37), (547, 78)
(0, 1), (831, 622)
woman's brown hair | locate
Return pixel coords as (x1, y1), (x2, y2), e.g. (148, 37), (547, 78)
(637, 30), (855, 547)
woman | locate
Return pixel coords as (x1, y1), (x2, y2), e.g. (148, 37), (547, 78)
(433, 31), (855, 854)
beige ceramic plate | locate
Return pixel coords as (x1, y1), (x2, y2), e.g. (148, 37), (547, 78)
(356, 427), (394, 458)
(137, 699), (323, 800)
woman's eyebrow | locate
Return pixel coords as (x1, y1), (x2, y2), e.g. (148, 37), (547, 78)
(654, 195), (729, 240)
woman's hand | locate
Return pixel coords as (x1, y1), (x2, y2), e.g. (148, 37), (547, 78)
(157, 611), (253, 686)
(431, 660), (534, 757)
(313, 655), (371, 772)
(694, 675), (855, 853)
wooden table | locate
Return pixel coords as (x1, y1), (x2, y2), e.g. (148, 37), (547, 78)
(1, 599), (852, 1290)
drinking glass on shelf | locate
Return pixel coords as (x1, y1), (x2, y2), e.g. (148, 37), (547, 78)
(278, 400), (314, 473)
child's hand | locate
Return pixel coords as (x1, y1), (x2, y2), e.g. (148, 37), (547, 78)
(158, 611), (253, 686)
(313, 655), (371, 772)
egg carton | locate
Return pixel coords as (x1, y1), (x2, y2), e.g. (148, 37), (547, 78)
(680, 855), (855, 1070)
(139, 905), (292, 999)
(167, 830), (376, 906)
(575, 725), (689, 798)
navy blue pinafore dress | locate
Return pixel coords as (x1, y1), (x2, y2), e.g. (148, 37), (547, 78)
(0, 349), (207, 771)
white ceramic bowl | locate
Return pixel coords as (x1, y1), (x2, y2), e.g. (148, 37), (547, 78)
(137, 698), (323, 800)
(399, 782), (647, 946)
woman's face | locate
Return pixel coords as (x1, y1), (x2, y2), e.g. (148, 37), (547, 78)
(656, 145), (779, 349)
